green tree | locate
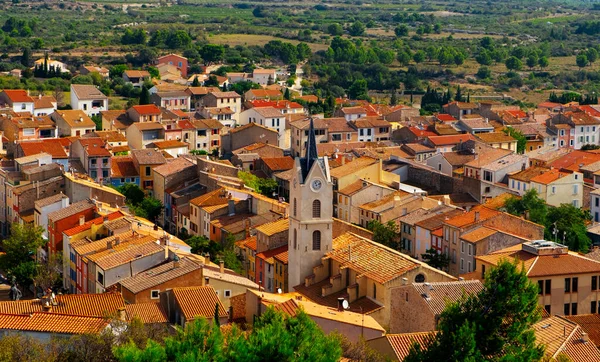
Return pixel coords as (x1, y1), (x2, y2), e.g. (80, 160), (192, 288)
(2, 223), (44, 269)
(504, 188), (548, 226)
(110, 64), (128, 79)
(413, 50), (426, 64)
(526, 54), (538, 69)
(20, 47), (31, 67)
(390, 89), (398, 106)
(475, 49), (492, 66)
(394, 25), (409, 37)
(367, 220), (399, 249)
(284, 87), (291, 100)
(503, 127), (527, 154)
(476, 66), (491, 79)
(115, 308), (342, 362)
(505, 56), (523, 71)
(139, 85), (150, 105)
(347, 79), (369, 100)
(117, 183), (145, 205)
(348, 21), (366, 36)
(546, 204), (592, 253)
(238, 171), (278, 198)
(91, 115), (102, 131)
(133, 197), (163, 222)
(587, 48), (599, 64)
(327, 23), (344, 36)
(405, 260), (544, 362)
(538, 56), (549, 69)
(397, 50), (412, 66)
(200, 44), (225, 66)
(576, 54), (589, 68)
(420, 248), (450, 270)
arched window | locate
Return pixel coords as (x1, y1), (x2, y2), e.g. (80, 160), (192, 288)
(415, 274), (425, 283)
(293, 229), (297, 250)
(312, 230), (321, 250)
(312, 200), (321, 218)
(293, 198), (297, 217)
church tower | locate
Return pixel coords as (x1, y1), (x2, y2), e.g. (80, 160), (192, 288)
(287, 118), (333, 290)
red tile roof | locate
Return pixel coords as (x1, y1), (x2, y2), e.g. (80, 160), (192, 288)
(386, 332), (436, 360)
(530, 169), (569, 185)
(408, 127), (437, 138)
(548, 151), (600, 171)
(506, 109), (527, 118)
(0, 313), (107, 335)
(2, 90), (34, 103)
(131, 104), (161, 115)
(64, 211), (124, 236)
(19, 139), (68, 158)
(427, 134), (476, 146)
(261, 156), (295, 172)
(578, 105), (600, 118)
(77, 138), (111, 157)
(0, 293), (125, 317)
(444, 206), (500, 228)
(172, 286), (228, 321)
(435, 114), (457, 122)
(125, 303), (169, 324)
(111, 156), (139, 178)
(248, 100), (303, 109)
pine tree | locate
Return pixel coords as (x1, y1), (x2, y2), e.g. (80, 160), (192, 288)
(284, 87), (291, 100)
(139, 85), (150, 105)
(467, 92), (470, 103)
(390, 89), (397, 106)
(21, 47), (31, 67)
(455, 85), (463, 102)
(191, 76), (200, 87)
(213, 303), (220, 327)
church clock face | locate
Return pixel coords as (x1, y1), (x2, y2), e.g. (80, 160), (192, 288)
(311, 179), (323, 192)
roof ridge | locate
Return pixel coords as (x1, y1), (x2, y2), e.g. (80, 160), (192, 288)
(552, 316), (580, 358)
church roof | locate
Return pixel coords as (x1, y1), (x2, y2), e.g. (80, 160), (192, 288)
(299, 117), (328, 184)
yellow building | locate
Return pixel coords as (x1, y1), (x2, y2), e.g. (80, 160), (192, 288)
(476, 241), (600, 317)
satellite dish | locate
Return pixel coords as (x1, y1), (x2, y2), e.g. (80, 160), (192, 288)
(342, 300), (349, 310)
(277, 288), (282, 294)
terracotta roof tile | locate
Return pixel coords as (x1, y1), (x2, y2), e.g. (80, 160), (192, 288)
(64, 211), (124, 236)
(294, 278), (383, 315)
(2, 90), (34, 103)
(18, 140), (67, 159)
(408, 127), (437, 138)
(125, 303), (169, 324)
(240, 236), (257, 251)
(475, 132), (516, 144)
(508, 166), (549, 182)
(71, 84), (107, 100)
(47, 199), (95, 222)
(444, 206), (500, 228)
(0, 293), (125, 317)
(566, 314), (600, 348)
(256, 245), (288, 265)
(131, 104), (161, 115)
(124, 70), (150, 78)
(34, 193), (68, 209)
(131, 149), (167, 165)
(153, 157), (194, 177)
(530, 169), (570, 185)
(0, 313), (107, 335)
(88, 239), (163, 270)
(255, 218), (289, 237)
(411, 280), (483, 315)
(261, 156), (294, 172)
(52, 110), (95, 128)
(535, 315), (600, 361)
(330, 157), (379, 178)
(172, 286), (228, 321)
(120, 258), (201, 294)
(111, 156), (139, 178)
(246, 89), (282, 98)
(459, 226), (498, 243)
(385, 332), (436, 360)
(77, 138), (111, 157)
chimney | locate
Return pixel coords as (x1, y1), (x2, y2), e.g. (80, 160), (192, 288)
(103, 215), (109, 222)
(219, 260), (224, 274)
(173, 255), (181, 269)
(337, 297), (345, 312)
(402, 277), (408, 285)
(118, 307), (127, 321)
(204, 253), (210, 264)
(474, 211), (480, 222)
(423, 282), (432, 298)
(228, 199), (235, 216)
(115, 237), (120, 246)
(79, 215), (85, 226)
(107, 240), (113, 249)
(582, 332), (589, 343)
(204, 276), (209, 286)
(43, 302), (52, 312)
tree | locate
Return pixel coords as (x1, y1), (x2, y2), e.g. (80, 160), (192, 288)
(526, 54), (538, 69)
(110, 64), (128, 79)
(53, 86), (65, 108)
(412, 50), (426, 64)
(505, 56), (523, 71)
(20, 47), (31, 67)
(139, 85), (150, 105)
(390, 89), (397, 106)
(238, 171), (278, 198)
(347, 79), (369, 100)
(91, 115), (102, 131)
(546, 204), (591, 253)
(115, 307), (342, 362)
(117, 183), (145, 205)
(405, 260), (544, 362)
(476, 66), (491, 79)
(200, 44), (225, 66)
(576, 54), (589, 68)
(367, 220), (399, 249)
(394, 25), (409, 37)
(327, 23), (344, 36)
(475, 49), (492, 66)
(213, 303), (221, 327)
(397, 50), (412, 66)
(503, 127), (527, 154)
(133, 197), (163, 222)
(348, 21), (366, 36)
(587, 48), (599, 64)
(504, 188), (548, 226)
(455, 85), (463, 102)
(284, 88), (291, 100)
(1, 223), (44, 269)
(421, 248), (450, 270)
(538, 56), (549, 69)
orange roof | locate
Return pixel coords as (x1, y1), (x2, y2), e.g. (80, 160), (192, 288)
(566, 314), (600, 347)
(408, 127), (437, 138)
(257, 245), (288, 264)
(111, 156), (139, 178)
(386, 332), (436, 360)
(261, 156), (294, 172)
(77, 138), (111, 157)
(125, 303), (168, 324)
(2, 89), (34, 103)
(549, 150), (600, 171)
(172, 286), (228, 321)
(444, 206), (500, 228)
(64, 211), (124, 236)
(0, 293), (125, 317)
(577, 105), (600, 118)
(241, 236), (257, 251)
(255, 218), (289, 237)
(435, 114), (457, 122)
(427, 134), (476, 146)
(538, 101), (562, 108)
(274, 250), (288, 264)
(248, 100), (303, 109)
(0, 313), (107, 335)
(535, 315), (600, 361)
(150, 140), (189, 149)
(18, 139), (68, 159)
(530, 169), (569, 185)
(131, 104), (161, 115)
(190, 188), (229, 208)
(247, 89), (282, 98)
